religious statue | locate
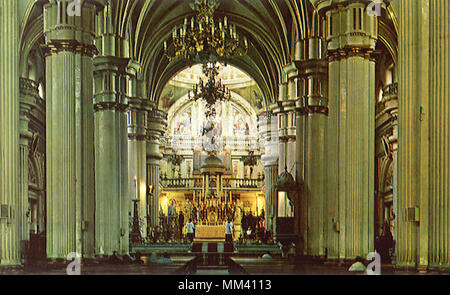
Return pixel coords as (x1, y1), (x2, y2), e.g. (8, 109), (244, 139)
(184, 200), (193, 220)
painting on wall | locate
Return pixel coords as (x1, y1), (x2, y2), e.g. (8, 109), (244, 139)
(159, 84), (190, 111)
(233, 111), (250, 136)
(173, 109), (192, 136)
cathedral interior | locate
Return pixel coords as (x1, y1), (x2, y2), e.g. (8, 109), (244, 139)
(0, 0), (449, 275)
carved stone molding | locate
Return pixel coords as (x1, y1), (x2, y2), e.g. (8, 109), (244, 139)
(94, 101), (129, 112)
(42, 40), (98, 57)
(327, 48), (377, 62)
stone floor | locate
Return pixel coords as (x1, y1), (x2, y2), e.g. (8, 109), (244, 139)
(1, 244), (449, 275)
(2, 255), (449, 275)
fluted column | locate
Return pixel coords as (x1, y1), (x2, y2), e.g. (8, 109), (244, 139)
(0, 0), (20, 266)
(93, 1), (131, 256)
(258, 113), (279, 232)
(427, 0), (450, 270)
(94, 55), (130, 256)
(317, 0), (377, 260)
(395, 0), (422, 269)
(147, 108), (167, 227)
(43, 0), (98, 260)
(272, 83), (295, 175)
(18, 78), (38, 259)
(395, 0), (450, 269)
(127, 72), (149, 239)
(290, 37), (328, 258)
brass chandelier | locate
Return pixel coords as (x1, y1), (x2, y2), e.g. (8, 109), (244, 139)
(188, 63), (232, 118)
(163, 0), (248, 64)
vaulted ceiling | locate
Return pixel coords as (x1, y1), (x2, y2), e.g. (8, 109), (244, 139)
(19, 0), (399, 110)
(120, 0), (314, 108)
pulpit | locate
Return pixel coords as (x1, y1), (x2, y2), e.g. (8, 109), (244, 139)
(274, 167), (302, 255)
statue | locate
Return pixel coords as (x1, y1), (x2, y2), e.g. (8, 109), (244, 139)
(184, 200), (193, 220)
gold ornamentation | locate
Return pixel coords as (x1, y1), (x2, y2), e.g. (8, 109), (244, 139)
(327, 47), (376, 62)
(164, 0), (248, 64)
(42, 40), (98, 57)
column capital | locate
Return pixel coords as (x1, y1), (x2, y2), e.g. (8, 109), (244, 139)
(43, 0), (99, 57)
(261, 155), (278, 168)
(318, 0), (378, 53)
(128, 99), (151, 141)
(146, 108), (167, 162)
(290, 38), (329, 116)
(93, 56), (130, 111)
(147, 108), (168, 137)
(19, 78), (38, 142)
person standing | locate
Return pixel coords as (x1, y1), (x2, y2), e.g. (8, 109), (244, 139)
(258, 216), (266, 243)
(186, 219), (195, 243)
(225, 219), (233, 244)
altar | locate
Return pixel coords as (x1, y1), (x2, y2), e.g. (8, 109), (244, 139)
(195, 225), (225, 241)
(193, 224), (241, 242)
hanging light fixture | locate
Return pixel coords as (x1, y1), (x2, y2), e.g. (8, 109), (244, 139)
(163, 0), (249, 64)
(188, 63), (232, 119)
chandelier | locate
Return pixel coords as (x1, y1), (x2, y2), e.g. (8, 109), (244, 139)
(188, 63), (232, 118)
(163, 0), (248, 64)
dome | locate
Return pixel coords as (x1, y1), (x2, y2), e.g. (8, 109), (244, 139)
(201, 154), (225, 175)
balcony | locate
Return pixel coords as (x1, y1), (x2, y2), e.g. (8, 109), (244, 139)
(159, 176), (264, 192)
(168, 135), (259, 152)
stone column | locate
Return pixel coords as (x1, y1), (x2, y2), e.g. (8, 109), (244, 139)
(43, 0), (98, 260)
(286, 76), (299, 181)
(127, 70), (149, 239)
(318, 1), (377, 260)
(93, 1), (131, 256)
(289, 37), (328, 258)
(427, 0), (450, 270)
(0, 0), (20, 266)
(94, 55), (130, 256)
(147, 108), (167, 227)
(258, 113), (279, 233)
(18, 78), (38, 259)
(395, 0), (450, 269)
(383, 84), (398, 252)
(272, 83), (295, 175)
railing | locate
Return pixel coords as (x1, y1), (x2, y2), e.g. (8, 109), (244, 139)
(160, 177), (204, 189)
(168, 135), (259, 152)
(383, 83), (398, 97)
(222, 178), (262, 189)
(160, 176), (263, 190)
(19, 77), (39, 94)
